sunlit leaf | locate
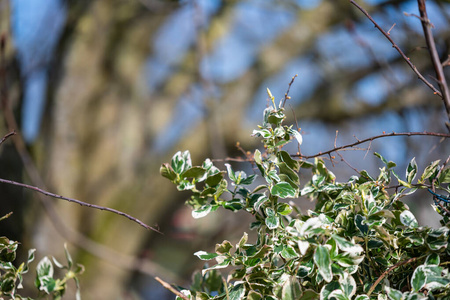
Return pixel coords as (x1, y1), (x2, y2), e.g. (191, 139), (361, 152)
(411, 266), (426, 292)
(194, 251), (219, 260)
(400, 211), (418, 228)
(271, 182), (297, 198)
(281, 275), (301, 300)
(314, 245), (332, 283)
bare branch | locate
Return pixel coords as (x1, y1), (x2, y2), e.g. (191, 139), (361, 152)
(367, 256), (420, 296)
(295, 131), (450, 159)
(155, 277), (190, 300)
(349, 0), (442, 97)
(0, 131), (15, 146)
(282, 74), (298, 108)
(0, 177), (161, 233)
(417, 0), (450, 130)
(213, 131), (450, 163)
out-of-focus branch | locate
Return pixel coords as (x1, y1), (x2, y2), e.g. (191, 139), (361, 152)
(155, 277), (190, 300)
(349, 0), (442, 98)
(0, 176), (160, 232)
(417, 0), (450, 131)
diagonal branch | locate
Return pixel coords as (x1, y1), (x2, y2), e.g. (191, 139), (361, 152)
(0, 176), (161, 233)
(349, 0), (442, 98)
(417, 0), (450, 131)
(295, 131), (450, 159)
(213, 131), (450, 163)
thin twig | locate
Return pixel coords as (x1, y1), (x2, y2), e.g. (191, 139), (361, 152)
(213, 131), (450, 163)
(349, 0), (442, 97)
(367, 257), (420, 296)
(0, 131), (15, 146)
(403, 12), (434, 27)
(282, 74), (298, 108)
(295, 131), (450, 159)
(0, 177), (160, 233)
(155, 277), (190, 300)
(417, 0), (450, 131)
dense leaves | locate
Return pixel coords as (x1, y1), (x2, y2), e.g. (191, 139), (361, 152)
(162, 89), (450, 299)
(0, 229), (83, 300)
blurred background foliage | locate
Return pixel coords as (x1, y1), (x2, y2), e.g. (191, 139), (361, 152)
(0, 0), (449, 298)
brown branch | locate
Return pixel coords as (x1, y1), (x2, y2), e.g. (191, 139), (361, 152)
(417, 0), (450, 131)
(367, 256), (420, 296)
(0, 131), (15, 146)
(282, 74), (298, 108)
(155, 277), (190, 300)
(349, 0), (442, 97)
(0, 177), (160, 233)
(295, 131), (450, 159)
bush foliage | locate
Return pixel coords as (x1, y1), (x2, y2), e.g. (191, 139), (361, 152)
(161, 89), (450, 300)
(0, 220), (83, 300)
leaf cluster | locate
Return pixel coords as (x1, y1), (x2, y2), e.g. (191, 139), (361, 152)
(161, 89), (450, 300)
(0, 225), (83, 300)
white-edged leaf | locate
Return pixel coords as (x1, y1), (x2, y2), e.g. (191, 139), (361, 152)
(314, 245), (332, 282)
(194, 251), (219, 260)
(192, 205), (212, 219)
(400, 210), (418, 228)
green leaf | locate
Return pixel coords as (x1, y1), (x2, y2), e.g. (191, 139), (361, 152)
(201, 260), (231, 276)
(314, 245), (332, 283)
(420, 160), (440, 182)
(374, 152), (396, 169)
(400, 211), (418, 228)
(439, 168), (450, 184)
(194, 251), (219, 260)
(339, 273), (356, 298)
(171, 151), (192, 174)
(205, 172), (224, 187)
(288, 128), (302, 145)
(281, 246), (298, 259)
(265, 215), (280, 229)
(240, 174), (257, 185)
(267, 111), (285, 125)
(278, 151), (300, 171)
(278, 162), (300, 184)
(320, 281), (340, 300)
(411, 266), (426, 292)
(425, 253), (440, 266)
(64, 243), (73, 269)
(160, 163), (177, 181)
(277, 203), (293, 216)
(301, 289), (319, 300)
(355, 214), (369, 235)
(252, 129), (272, 138)
(36, 257), (54, 278)
(331, 235), (363, 255)
(225, 164), (237, 182)
(215, 240), (233, 254)
(192, 205), (212, 219)
(385, 286), (403, 300)
(406, 157), (418, 183)
(236, 232), (248, 251)
(271, 182), (297, 198)
(228, 283), (245, 300)
(181, 167), (207, 179)
(355, 296), (370, 300)
(281, 275), (302, 300)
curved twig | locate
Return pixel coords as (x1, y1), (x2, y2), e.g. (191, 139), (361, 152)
(367, 257), (420, 296)
(0, 177), (160, 233)
(349, 0), (442, 97)
(294, 131), (450, 159)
